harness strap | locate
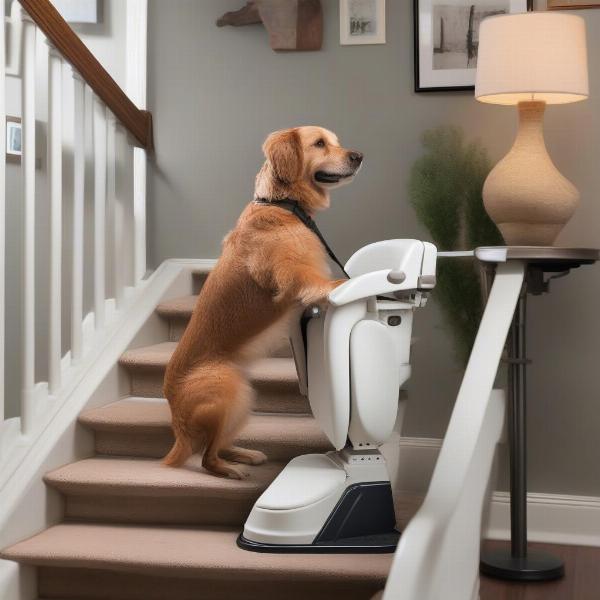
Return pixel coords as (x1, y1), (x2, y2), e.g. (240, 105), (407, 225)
(254, 198), (349, 278)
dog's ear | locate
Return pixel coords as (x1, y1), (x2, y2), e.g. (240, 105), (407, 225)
(262, 129), (303, 184)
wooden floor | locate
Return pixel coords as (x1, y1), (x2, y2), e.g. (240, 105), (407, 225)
(480, 541), (600, 600)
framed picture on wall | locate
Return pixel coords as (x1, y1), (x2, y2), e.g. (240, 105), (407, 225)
(547, 0), (600, 8)
(6, 117), (21, 164)
(340, 0), (386, 45)
(414, 0), (532, 92)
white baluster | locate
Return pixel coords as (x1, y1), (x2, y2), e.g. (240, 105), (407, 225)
(127, 0), (148, 283)
(93, 98), (107, 329)
(47, 43), (63, 395)
(20, 11), (36, 435)
(133, 149), (146, 283)
(0, 0), (5, 428)
(107, 113), (124, 308)
(71, 72), (85, 364)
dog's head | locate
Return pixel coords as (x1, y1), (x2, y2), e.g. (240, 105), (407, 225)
(256, 126), (363, 211)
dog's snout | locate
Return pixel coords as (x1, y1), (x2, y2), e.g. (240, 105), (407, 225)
(348, 151), (363, 166)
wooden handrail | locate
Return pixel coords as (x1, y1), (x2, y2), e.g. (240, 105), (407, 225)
(17, 0), (153, 151)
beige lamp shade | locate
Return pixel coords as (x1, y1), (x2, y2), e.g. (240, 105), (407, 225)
(475, 12), (588, 105)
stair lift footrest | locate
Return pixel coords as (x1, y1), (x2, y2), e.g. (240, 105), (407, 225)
(237, 481), (400, 554)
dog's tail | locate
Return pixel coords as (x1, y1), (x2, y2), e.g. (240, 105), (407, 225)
(163, 422), (194, 468)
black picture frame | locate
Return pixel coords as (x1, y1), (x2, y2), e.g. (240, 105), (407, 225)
(414, 0), (534, 93)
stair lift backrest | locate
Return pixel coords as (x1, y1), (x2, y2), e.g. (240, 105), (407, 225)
(302, 240), (436, 451)
(306, 301), (366, 450)
(348, 302), (414, 449)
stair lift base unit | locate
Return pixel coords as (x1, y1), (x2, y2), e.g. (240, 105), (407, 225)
(237, 452), (399, 553)
(240, 240), (437, 554)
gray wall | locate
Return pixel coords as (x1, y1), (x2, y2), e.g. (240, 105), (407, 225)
(147, 0), (600, 496)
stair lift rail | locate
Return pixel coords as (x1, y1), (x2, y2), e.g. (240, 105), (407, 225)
(381, 261), (525, 600)
(0, 1), (151, 486)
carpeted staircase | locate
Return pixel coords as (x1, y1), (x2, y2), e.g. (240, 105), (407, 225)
(1, 271), (392, 600)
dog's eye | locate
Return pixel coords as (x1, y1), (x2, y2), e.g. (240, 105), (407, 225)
(314, 139), (326, 148)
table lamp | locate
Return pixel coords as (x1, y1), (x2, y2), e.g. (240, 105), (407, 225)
(475, 12), (588, 246)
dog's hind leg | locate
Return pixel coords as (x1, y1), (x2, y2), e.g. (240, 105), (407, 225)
(218, 376), (267, 466)
(163, 425), (194, 467)
(198, 403), (249, 479)
(181, 362), (255, 479)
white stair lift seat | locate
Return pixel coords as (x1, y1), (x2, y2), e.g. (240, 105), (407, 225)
(239, 240), (437, 552)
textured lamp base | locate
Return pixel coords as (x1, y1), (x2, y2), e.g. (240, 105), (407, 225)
(497, 223), (564, 247)
(483, 101), (579, 246)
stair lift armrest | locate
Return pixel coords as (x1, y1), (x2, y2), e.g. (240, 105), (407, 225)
(328, 269), (420, 307)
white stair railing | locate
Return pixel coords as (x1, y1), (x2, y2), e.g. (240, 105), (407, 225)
(0, 0), (152, 478)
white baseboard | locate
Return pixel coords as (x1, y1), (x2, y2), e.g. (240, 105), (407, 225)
(395, 437), (600, 548)
(488, 491), (600, 548)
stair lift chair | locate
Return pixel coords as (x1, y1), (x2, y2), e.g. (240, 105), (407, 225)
(239, 239), (437, 552)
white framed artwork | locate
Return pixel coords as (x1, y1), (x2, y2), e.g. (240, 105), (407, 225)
(340, 0), (386, 45)
(6, 117), (21, 164)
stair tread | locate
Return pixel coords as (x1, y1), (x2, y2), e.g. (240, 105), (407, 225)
(2, 523), (391, 581)
(156, 295), (197, 319)
(119, 343), (297, 383)
(79, 397), (328, 445)
(44, 456), (284, 497)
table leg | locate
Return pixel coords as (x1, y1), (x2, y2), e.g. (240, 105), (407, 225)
(480, 286), (565, 582)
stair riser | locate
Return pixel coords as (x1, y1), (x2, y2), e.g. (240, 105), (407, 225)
(93, 430), (330, 461)
(127, 369), (310, 414)
(59, 491), (417, 529)
(62, 493), (260, 526)
(167, 320), (293, 359)
(39, 567), (383, 600)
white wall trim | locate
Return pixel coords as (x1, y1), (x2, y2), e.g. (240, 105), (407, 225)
(395, 437), (600, 548)
(167, 258), (218, 269)
(488, 491), (600, 548)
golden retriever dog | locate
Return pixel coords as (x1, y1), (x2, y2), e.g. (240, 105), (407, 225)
(163, 126), (363, 478)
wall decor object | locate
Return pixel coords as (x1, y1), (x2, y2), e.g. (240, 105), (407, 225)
(414, 0), (531, 92)
(217, 0), (323, 51)
(476, 12), (588, 245)
(409, 126), (502, 364)
(340, 0), (386, 45)
(548, 0), (600, 8)
(52, 0), (101, 24)
(6, 117), (21, 164)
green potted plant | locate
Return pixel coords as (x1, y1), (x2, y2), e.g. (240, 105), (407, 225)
(409, 126), (503, 364)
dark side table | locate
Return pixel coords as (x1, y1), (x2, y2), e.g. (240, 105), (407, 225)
(476, 247), (599, 582)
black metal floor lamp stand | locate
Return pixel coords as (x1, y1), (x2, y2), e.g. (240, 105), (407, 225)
(480, 279), (564, 582)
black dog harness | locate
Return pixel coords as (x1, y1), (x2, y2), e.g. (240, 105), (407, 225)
(254, 198), (349, 278)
